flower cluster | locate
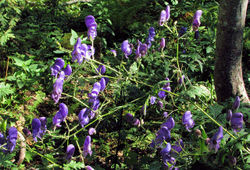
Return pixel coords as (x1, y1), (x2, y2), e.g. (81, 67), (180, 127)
(0, 127), (18, 153)
(72, 38), (95, 64)
(158, 77), (171, 99)
(146, 27), (156, 48)
(159, 5), (170, 26)
(85, 15), (97, 41)
(32, 117), (47, 142)
(51, 58), (72, 104)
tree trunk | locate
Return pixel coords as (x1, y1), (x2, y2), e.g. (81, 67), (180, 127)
(214, 0), (249, 103)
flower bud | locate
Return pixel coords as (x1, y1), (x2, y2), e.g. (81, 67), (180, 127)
(226, 110), (232, 121)
(232, 96), (240, 110)
(195, 129), (201, 137)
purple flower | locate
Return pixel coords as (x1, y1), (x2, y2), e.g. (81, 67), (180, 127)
(85, 15), (97, 29)
(230, 112), (243, 132)
(208, 126), (223, 152)
(132, 119), (141, 127)
(158, 78), (171, 99)
(146, 27), (156, 48)
(96, 65), (106, 75)
(63, 64), (72, 76)
(159, 5), (170, 26)
(6, 127), (17, 153)
(121, 40), (132, 59)
(135, 40), (148, 59)
(53, 103), (68, 127)
(158, 101), (164, 109)
(160, 38), (165, 50)
(159, 10), (167, 26)
(179, 27), (187, 37)
(163, 112), (168, 118)
(182, 111), (195, 132)
(158, 90), (166, 99)
(78, 108), (90, 128)
(226, 110), (232, 121)
(32, 118), (41, 142)
(99, 77), (106, 91)
(232, 96), (240, 110)
(150, 96), (157, 105)
(88, 128), (96, 135)
(178, 75), (185, 85)
(51, 71), (65, 104)
(110, 49), (117, 57)
(126, 113), (134, 123)
(193, 10), (202, 31)
(39, 117), (47, 138)
(165, 5), (170, 21)
(83, 136), (92, 157)
(66, 144), (75, 161)
(72, 38), (84, 64)
(88, 82), (101, 99)
(171, 139), (184, 155)
(161, 143), (176, 168)
(162, 117), (175, 130)
(51, 58), (65, 77)
(0, 132), (5, 146)
(151, 126), (171, 148)
(89, 98), (100, 111)
(85, 165), (94, 170)
(88, 25), (97, 40)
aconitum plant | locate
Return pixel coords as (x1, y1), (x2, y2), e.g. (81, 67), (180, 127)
(135, 40), (148, 59)
(78, 108), (90, 128)
(232, 96), (240, 110)
(159, 5), (170, 26)
(6, 127), (17, 153)
(66, 144), (75, 161)
(32, 118), (41, 142)
(85, 15), (97, 40)
(51, 71), (65, 103)
(83, 135), (92, 157)
(230, 112), (243, 132)
(182, 111), (195, 132)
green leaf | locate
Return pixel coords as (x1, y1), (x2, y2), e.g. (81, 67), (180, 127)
(129, 62), (138, 75)
(0, 82), (15, 99)
(70, 29), (78, 46)
(63, 160), (85, 170)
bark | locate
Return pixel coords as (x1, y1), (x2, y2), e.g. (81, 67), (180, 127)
(214, 0), (249, 103)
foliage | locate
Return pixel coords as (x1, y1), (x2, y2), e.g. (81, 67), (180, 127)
(0, 0), (249, 169)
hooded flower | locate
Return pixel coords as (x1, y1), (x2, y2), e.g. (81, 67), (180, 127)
(63, 64), (72, 76)
(51, 58), (65, 77)
(78, 108), (90, 128)
(39, 117), (47, 138)
(88, 82), (101, 99)
(208, 126), (223, 152)
(88, 25), (97, 40)
(150, 96), (157, 105)
(125, 113), (140, 127)
(32, 118), (41, 142)
(161, 143), (176, 169)
(110, 49), (117, 57)
(160, 38), (165, 50)
(85, 15), (97, 40)
(192, 10), (202, 31)
(182, 111), (195, 132)
(135, 40), (148, 59)
(88, 128), (96, 136)
(150, 126), (171, 148)
(53, 103), (68, 127)
(121, 40), (132, 59)
(99, 77), (106, 91)
(96, 65), (106, 75)
(232, 96), (240, 110)
(89, 98), (100, 111)
(159, 5), (170, 26)
(158, 78), (171, 99)
(85, 165), (94, 170)
(52, 71), (65, 104)
(171, 139), (184, 155)
(83, 135), (92, 157)
(158, 101), (164, 109)
(6, 127), (17, 153)
(230, 112), (243, 132)
(66, 144), (75, 161)
(72, 38), (84, 64)
(162, 117), (175, 130)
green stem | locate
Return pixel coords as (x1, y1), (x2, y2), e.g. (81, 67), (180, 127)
(194, 103), (236, 139)
(26, 145), (62, 168)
